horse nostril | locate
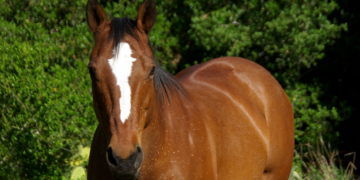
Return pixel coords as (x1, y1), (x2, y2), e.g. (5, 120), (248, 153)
(107, 147), (118, 166)
(134, 146), (143, 169)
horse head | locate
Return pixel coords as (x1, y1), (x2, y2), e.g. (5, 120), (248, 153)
(86, 0), (157, 178)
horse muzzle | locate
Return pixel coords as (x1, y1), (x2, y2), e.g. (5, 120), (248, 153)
(106, 146), (143, 180)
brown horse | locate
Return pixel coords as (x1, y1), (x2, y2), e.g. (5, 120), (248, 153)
(86, 0), (294, 179)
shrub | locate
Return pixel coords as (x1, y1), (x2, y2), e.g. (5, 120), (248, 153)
(0, 0), (96, 179)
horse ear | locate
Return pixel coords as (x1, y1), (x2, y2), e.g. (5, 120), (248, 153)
(86, 0), (106, 34)
(136, 0), (156, 35)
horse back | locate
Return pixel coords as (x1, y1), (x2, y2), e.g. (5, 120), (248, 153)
(176, 57), (294, 179)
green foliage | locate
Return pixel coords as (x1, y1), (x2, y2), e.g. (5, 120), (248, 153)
(69, 145), (90, 180)
(286, 83), (341, 144)
(0, 0), (96, 179)
(156, 0), (346, 82)
(0, 0), (350, 178)
(70, 167), (86, 180)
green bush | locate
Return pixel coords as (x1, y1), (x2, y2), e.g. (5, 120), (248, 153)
(0, 0), (350, 178)
(156, 0), (348, 144)
(0, 0), (96, 179)
(286, 83), (341, 143)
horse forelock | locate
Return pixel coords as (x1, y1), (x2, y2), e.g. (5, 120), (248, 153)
(109, 17), (139, 53)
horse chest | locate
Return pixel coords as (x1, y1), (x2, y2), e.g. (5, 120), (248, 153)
(139, 129), (217, 179)
(139, 153), (217, 180)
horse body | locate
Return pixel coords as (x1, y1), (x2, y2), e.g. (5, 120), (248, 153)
(177, 57), (294, 179)
(85, 0), (294, 179)
(88, 57), (293, 180)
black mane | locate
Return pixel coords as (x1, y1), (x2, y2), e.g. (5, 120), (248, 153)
(153, 64), (187, 105)
(109, 17), (187, 106)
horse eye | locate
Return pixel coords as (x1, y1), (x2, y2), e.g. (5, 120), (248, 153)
(149, 67), (155, 77)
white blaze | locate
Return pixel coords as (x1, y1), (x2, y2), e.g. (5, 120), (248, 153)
(107, 42), (136, 123)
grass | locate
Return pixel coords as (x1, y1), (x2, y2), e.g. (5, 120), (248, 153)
(289, 137), (357, 180)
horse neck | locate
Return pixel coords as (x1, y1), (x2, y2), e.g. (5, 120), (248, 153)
(143, 94), (200, 148)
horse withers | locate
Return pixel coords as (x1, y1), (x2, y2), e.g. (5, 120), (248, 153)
(85, 0), (294, 179)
